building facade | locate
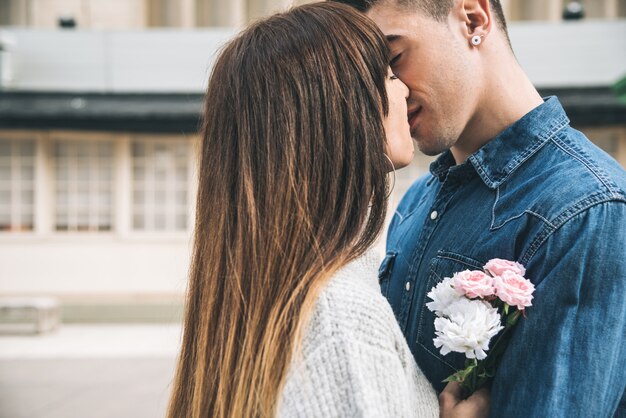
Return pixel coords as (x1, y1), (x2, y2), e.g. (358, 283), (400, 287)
(2, 0), (626, 29)
(1, 2), (625, 320)
(0, 128), (197, 301)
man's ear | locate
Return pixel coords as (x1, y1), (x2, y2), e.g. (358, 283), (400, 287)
(459, 0), (492, 39)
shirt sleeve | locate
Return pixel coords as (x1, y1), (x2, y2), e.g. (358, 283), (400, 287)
(277, 335), (437, 418)
(490, 201), (626, 418)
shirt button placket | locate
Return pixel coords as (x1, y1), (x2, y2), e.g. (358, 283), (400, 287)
(402, 179), (458, 333)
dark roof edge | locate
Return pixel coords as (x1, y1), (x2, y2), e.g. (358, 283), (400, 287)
(0, 87), (624, 133)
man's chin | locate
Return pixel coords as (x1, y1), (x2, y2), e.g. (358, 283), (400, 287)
(415, 141), (448, 157)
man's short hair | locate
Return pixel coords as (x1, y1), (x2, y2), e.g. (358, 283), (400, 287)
(332, 0), (510, 42)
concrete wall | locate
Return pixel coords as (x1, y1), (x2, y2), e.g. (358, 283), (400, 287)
(1, 21), (625, 92)
(0, 237), (191, 295)
(0, 28), (236, 92)
(510, 20), (626, 87)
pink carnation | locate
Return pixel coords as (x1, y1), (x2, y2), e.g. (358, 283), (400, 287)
(485, 258), (526, 277)
(493, 270), (535, 310)
(452, 270), (495, 299)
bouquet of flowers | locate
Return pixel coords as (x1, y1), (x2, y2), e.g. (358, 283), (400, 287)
(426, 258), (535, 396)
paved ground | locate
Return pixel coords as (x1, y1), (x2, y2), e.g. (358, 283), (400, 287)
(0, 324), (181, 418)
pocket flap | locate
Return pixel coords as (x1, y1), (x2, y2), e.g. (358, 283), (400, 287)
(378, 251), (398, 283)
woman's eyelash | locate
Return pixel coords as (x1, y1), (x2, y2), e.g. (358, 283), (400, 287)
(390, 74), (399, 80)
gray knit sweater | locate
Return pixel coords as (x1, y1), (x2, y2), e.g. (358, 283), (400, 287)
(277, 251), (439, 417)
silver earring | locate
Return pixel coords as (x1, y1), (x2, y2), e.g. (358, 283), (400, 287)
(383, 153), (396, 198)
(471, 35), (482, 46)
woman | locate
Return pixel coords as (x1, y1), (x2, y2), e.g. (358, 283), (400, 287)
(167, 3), (489, 417)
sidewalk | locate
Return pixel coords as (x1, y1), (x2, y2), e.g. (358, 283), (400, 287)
(0, 324), (182, 418)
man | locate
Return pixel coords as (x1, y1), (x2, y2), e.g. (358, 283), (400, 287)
(332, 0), (626, 416)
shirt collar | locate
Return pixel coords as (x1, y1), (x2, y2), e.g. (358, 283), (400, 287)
(430, 96), (570, 189)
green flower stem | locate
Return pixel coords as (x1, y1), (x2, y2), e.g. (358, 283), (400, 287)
(456, 307), (524, 396)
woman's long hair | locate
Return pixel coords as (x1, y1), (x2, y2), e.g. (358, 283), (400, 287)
(167, 3), (391, 417)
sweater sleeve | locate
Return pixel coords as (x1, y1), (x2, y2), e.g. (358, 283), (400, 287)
(277, 335), (437, 418)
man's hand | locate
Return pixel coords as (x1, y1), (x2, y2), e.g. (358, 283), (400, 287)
(439, 382), (490, 418)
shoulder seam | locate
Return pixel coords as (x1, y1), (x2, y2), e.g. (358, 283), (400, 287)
(521, 198), (626, 266)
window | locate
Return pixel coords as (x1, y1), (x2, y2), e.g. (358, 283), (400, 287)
(0, 139), (36, 232)
(0, 131), (195, 236)
(132, 140), (189, 231)
(54, 140), (114, 231)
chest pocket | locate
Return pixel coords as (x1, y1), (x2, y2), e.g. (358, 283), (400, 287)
(378, 251), (397, 298)
(416, 251), (486, 370)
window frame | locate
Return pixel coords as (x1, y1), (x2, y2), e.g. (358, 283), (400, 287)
(50, 132), (116, 233)
(0, 129), (198, 242)
(0, 130), (41, 235)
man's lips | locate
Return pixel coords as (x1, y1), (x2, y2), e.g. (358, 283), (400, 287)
(407, 106), (422, 130)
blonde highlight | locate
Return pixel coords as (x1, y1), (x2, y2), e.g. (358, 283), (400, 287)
(167, 3), (391, 417)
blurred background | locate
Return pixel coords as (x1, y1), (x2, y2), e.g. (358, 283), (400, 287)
(0, 0), (625, 417)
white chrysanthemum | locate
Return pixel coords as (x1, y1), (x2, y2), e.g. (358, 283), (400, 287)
(433, 298), (504, 360)
(426, 277), (463, 317)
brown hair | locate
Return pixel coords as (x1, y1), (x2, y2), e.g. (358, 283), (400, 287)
(167, 2), (392, 417)
(333, 0), (510, 45)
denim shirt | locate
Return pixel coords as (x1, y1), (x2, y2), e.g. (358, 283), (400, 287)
(382, 97), (626, 417)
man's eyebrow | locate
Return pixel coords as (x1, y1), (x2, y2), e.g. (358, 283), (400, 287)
(386, 34), (403, 43)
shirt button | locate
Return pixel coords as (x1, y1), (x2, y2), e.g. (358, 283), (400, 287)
(405, 282), (411, 291)
(430, 210), (438, 220)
